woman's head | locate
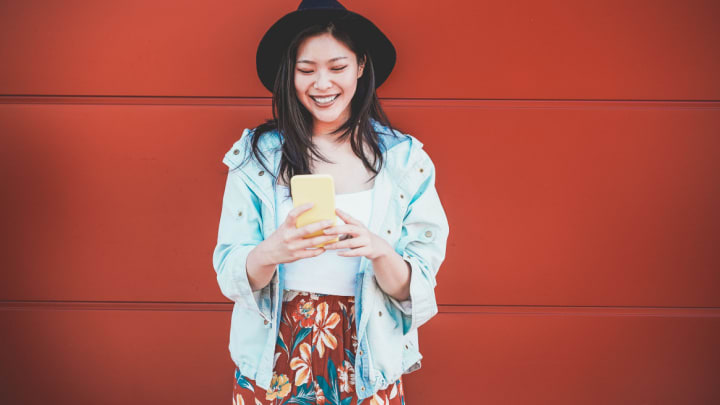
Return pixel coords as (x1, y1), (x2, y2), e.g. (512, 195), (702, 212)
(251, 19), (399, 189)
(274, 21), (376, 135)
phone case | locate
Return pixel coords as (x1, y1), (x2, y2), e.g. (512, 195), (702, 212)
(290, 174), (339, 248)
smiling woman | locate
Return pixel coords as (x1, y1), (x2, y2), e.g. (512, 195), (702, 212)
(212, 1), (450, 404)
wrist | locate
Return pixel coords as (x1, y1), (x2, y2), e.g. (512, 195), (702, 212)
(253, 240), (276, 267)
(369, 237), (394, 261)
(246, 242), (277, 291)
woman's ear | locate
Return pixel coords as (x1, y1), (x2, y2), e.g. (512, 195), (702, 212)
(357, 56), (366, 79)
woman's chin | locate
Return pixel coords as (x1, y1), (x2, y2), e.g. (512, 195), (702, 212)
(312, 110), (347, 124)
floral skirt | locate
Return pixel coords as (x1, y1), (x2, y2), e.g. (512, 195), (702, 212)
(233, 290), (406, 405)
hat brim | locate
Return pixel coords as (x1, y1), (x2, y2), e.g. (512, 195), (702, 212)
(256, 9), (396, 93)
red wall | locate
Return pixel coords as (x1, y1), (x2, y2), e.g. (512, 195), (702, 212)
(1, 1), (719, 404)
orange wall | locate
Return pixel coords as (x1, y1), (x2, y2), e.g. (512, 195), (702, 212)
(1, 1), (719, 404)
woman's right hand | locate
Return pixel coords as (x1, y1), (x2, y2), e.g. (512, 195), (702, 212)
(256, 202), (337, 266)
(247, 202), (336, 291)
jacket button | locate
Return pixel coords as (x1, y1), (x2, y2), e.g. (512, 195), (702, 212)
(360, 387), (365, 392)
(238, 211), (243, 217)
(263, 319), (269, 325)
(425, 230), (432, 238)
(386, 230), (391, 234)
(358, 349), (363, 356)
(400, 194), (404, 199)
(233, 149), (239, 155)
(405, 344), (409, 349)
(419, 168), (424, 173)
(258, 170), (265, 176)
(378, 311), (382, 317)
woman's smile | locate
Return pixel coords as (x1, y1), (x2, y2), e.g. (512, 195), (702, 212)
(310, 94), (340, 106)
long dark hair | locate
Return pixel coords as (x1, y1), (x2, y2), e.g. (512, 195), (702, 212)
(249, 20), (400, 193)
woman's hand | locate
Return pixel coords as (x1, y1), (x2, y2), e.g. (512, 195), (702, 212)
(255, 203), (339, 266)
(322, 208), (393, 260)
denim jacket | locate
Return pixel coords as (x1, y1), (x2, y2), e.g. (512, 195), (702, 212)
(212, 119), (449, 400)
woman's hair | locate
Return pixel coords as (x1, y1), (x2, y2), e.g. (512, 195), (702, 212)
(249, 20), (400, 192)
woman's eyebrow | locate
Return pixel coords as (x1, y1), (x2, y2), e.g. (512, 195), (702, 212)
(296, 56), (349, 64)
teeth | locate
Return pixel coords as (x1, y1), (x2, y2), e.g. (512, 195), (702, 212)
(312, 95), (338, 103)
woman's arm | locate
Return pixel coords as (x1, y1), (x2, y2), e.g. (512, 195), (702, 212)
(369, 247), (412, 301)
(385, 146), (450, 334)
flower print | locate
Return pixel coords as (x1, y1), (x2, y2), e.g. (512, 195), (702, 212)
(370, 392), (388, 405)
(351, 332), (358, 351)
(337, 360), (355, 393)
(289, 342), (313, 386)
(291, 299), (315, 328)
(312, 302), (341, 358)
(233, 392), (244, 405)
(314, 381), (327, 405)
(265, 373), (292, 401)
(389, 382), (398, 399)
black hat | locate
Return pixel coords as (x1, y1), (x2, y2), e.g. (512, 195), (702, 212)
(256, 0), (396, 93)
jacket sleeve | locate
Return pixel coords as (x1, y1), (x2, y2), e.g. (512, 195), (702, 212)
(387, 146), (450, 335)
(211, 132), (276, 322)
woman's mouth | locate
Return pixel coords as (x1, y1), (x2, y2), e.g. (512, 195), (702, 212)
(310, 94), (339, 107)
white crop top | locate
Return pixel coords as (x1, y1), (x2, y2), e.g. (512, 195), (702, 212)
(275, 184), (373, 296)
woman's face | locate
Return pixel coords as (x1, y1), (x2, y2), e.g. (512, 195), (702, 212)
(294, 32), (365, 133)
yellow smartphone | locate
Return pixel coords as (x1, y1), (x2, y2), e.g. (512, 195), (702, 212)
(290, 174), (339, 248)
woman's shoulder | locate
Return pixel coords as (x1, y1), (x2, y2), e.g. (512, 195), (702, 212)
(222, 123), (282, 170)
(372, 120), (431, 168)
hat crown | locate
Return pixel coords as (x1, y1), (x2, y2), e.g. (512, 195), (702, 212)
(298, 0), (346, 11)
(257, 0), (396, 92)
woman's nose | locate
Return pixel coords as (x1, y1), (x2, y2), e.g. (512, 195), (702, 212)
(313, 71), (332, 90)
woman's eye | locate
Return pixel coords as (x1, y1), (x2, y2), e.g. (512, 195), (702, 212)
(297, 66), (347, 74)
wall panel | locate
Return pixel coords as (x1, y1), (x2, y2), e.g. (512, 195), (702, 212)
(1, 0), (718, 99)
(1, 308), (718, 404)
(1, 101), (718, 306)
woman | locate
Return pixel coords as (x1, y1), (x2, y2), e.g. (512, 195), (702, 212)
(212, 1), (449, 404)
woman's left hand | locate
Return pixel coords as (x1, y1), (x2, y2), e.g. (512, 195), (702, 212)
(322, 208), (392, 260)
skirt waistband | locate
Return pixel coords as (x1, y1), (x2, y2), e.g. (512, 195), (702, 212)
(282, 289), (353, 302)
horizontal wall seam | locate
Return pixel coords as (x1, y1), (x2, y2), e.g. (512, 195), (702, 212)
(1, 300), (718, 317)
(0, 95), (719, 109)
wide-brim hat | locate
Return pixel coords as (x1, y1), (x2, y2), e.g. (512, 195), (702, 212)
(256, 0), (396, 93)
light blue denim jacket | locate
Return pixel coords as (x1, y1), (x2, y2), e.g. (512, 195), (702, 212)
(212, 119), (449, 400)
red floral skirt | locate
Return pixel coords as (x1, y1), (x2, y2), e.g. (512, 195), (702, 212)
(233, 290), (406, 405)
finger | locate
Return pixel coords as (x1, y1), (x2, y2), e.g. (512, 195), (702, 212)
(323, 236), (367, 250)
(337, 247), (369, 257)
(335, 208), (361, 226)
(285, 203), (314, 226)
(296, 234), (339, 250)
(323, 223), (361, 236)
(291, 219), (335, 240)
(294, 247), (326, 259)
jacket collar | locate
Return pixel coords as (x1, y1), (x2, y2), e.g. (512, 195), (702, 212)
(248, 118), (419, 176)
